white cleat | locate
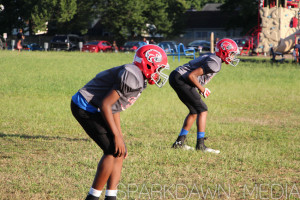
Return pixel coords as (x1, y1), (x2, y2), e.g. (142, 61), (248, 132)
(203, 147), (220, 154)
(196, 137), (220, 154)
(182, 145), (194, 150)
(172, 141), (195, 150)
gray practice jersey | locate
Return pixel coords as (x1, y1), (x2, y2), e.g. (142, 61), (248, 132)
(175, 54), (222, 86)
(79, 64), (147, 113)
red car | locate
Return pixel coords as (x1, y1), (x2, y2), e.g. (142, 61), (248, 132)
(119, 41), (147, 52)
(82, 40), (113, 52)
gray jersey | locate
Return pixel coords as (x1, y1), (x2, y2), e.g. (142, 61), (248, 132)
(79, 64), (147, 113)
(175, 54), (222, 86)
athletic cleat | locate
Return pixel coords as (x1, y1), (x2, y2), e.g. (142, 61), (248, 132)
(172, 136), (194, 150)
(196, 137), (220, 154)
(172, 141), (194, 150)
(85, 194), (100, 200)
(172, 140), (183, 148)
(182, 144), (194, 150)
(203, 147), (220, 154)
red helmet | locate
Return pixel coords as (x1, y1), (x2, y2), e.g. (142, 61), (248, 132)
(134, 44), (169, 87)
(215, 38), (240, 66)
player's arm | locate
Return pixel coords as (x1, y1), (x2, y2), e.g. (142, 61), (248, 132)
(100, 90), (126, 157)
(188, 67), (211, 98)
(188, 67), (205, 93)
(113, 112), (128, 158)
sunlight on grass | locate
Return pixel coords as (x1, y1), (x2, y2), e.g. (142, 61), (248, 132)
(0, 51), (299, 199)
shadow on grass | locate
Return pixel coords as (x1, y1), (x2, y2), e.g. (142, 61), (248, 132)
(0, 132), (89, 142)
(239, 58), (269, 63)
(239, 57), (295, 64)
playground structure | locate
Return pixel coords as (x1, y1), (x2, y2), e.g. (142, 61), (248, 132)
(259, 0), (300, 54)
(239, 0), (300, 57)
(168, 43), (196, 61)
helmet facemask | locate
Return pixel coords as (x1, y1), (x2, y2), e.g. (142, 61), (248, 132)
(226, 51), (240, 67)
(150, 63), (170, 88)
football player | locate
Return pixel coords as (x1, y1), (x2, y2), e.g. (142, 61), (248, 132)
(170, 38), (239, 154)
(71, 45), (169, 200)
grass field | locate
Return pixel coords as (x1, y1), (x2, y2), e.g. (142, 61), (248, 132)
(0, 51), (299, 200)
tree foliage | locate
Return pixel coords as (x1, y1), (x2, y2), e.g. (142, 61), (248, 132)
(31, 0), (55, 34)
(220, 0), (258, 34)
(96, 0), (145, 40)
(0, 0), (95, 35)
(185, 0), (225, 10)
(0, 0), (236, 39)
(31, 0), (79, 34)
(95, 0), (188, 41)
(0, 0), (20, 34)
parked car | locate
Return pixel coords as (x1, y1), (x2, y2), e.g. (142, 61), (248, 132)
(82, 40), (113, 52)
(26, 43), (44, 51)
(187, 40), (211, 52)
(119, 41), (146, 52)
(7, 43), (44, 51)
(158, 41), (178, 53)
(50, 34), (84, 51)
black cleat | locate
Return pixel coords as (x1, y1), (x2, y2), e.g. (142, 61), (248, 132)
(85, 194), (100, 200)
(172, 135), (194, 150)
(196, 137), (220, 154)
(172, 135), (186, 148)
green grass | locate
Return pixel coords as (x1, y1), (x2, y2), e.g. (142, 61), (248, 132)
(0, 51), (299, 200)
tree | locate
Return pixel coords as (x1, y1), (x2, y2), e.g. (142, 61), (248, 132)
(31, 0), (78, 34)
(62, 0), (98, 35)
(0, 0), (35, 34)
(143, 0), (187, 37)
(162, 0), (188, 37)
(220, 0), (258, 34)
(31, 0), (55, 34)
(95, 0), (146, 41)
(95, 0), (187, 42)
(0, 0), (244, 38)
(185, 0), (226, 10)
(0, 0), (96, 35)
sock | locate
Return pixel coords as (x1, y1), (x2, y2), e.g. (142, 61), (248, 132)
(105, 190), (117, 196)
(179, 128), (189, 136)
(105, 190), (117, 200)
(197, 132), (205, 139)
(88, 188), (102, 197)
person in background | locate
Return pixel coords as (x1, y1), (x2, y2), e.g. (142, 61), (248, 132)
(16, 29), (25, 52)
(293, 38), (300, 63)
(149, 39), (156, 44)
(215, 37), (220, 45)
(112, 41), (118, 53)
(143, 37), (149, 45)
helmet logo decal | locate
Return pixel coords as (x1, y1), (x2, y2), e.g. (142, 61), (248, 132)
(145, 49), (162, 63)
(221, 41), (233, 50)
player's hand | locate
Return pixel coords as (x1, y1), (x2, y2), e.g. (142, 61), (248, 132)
(200, 88), (211, 98)
(114, 136), (126, 157)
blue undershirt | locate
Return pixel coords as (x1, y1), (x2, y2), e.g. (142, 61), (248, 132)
(72, 91), (99, 113)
